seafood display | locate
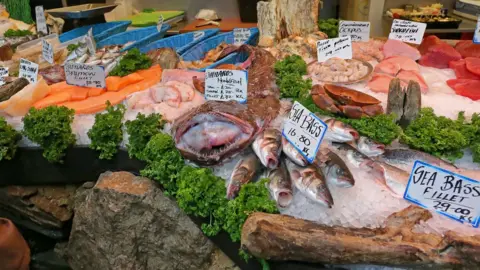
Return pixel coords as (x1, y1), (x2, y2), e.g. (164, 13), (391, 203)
(308, 58), (371, 83)
(64, 44), (126, 75)
(265, 31), (328, 61)
(179, 42), (238, 69)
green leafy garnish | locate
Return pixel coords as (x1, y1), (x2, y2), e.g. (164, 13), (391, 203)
(318, 18), (339, 38)
(274, 55), (312, 99)
(401, 108), (474, 161)
(0, 116), (21, 161)
(142, 8), (156, 13)
(109, 48), (152, 77)
(23, 106), (75, 163)
(343, 114), (402, 145)
(125, 113), (165, 160)
(67, 43), (80, 52)
(4, 29), (33, 37)
(88, 102), (126, 160)
(274, 54), (307, 77)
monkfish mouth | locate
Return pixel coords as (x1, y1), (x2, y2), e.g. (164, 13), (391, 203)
(175, 112), (255, 163)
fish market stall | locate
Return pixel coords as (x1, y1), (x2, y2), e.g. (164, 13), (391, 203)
(1, 0), (480, 269)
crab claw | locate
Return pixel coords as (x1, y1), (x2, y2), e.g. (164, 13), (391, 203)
(339, 105), (364, 119)
(311, 85), (341, 114)
(362, 104), (384, 117)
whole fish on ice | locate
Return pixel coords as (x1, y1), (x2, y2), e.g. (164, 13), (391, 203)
(282, 137), (308, 166)
(350, 136), (385, 157)
(252, 128), (282, 169)
(321, 150), (355, 188)
(317, 115), (359, 143)
(267, 161), (293, 208)
(227, 153), (260, 199)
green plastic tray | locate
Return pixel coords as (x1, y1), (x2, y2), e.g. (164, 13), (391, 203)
(127, 11), (184, 27)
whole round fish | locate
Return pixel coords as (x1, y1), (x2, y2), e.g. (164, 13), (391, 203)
(282, 137), (308, 166)
(363, 160), (410, 197)
(376, 148), (457, 172)
(285, 159), (334, 208)
(252, 128), (282, 169)
(267, 161), (293, 208)
(350, 136), (385, 157)
(321, 150), (355, 188)
(227, 153), (260, 199)
(317, 115), (359, 143)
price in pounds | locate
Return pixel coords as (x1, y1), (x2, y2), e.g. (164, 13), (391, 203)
(433, 201), (474, 223)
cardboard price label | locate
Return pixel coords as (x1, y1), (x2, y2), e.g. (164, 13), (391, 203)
(0, 67), (8, 86)
(474, 17), (480, 44)
(64, 63), (106, 89)
(157, 15), (164, 32)
(404, 161), (480, 227)
(234, 28), (251, 45)
(316, 36), (353, 62)
(35, 6), (48, 35)
(388, 19), (426, 45)
(42, 39), (54, 64)
(85, 28), (96, 55)
(282, 101), (327, 163)
(204, 69), (248, 103)
(19, 59), (38, 84)
(339, 20), (370, 42)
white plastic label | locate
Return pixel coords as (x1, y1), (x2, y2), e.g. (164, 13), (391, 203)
(316, 36), (353, 62)
(42, 39), (54, 64)
(85, 28), (96, 55)
(474, 17), (480, 44)
(339, 20), (370, 42)
(282, 101), (327, 163)
(0, 67), (8, 86)
(388, 19), (426, 45)
(193, 31), (205, 41)
(19, 59), (38, 84)
(35, 6), (48, 35)
(157, 15), (164, 32)
(234, 28), (251, 45)
(64, 63), (106, 88)
(404, 161), (480, 227)
(204, 69), (248, 103)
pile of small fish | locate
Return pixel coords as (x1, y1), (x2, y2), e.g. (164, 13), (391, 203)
(63, 43), (126, 75)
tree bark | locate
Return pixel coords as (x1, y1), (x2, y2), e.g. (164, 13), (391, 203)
(241, 206), (480, 266)
(257, 0), (319, 47)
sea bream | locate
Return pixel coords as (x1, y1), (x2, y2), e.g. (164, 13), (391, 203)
(173, 101), (264, 165)
(252, 128), (282, 169)
(227, 153), (260, 199)
(285, 159), (334, 208)
(267, 161), (293, 208)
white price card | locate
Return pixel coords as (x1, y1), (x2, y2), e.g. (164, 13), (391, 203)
(388, 19), (426, 45)
(204, 69), (248, 103)
(157, 15), (164, 32)
(0, 67), (8, 86)
(42, 39), (54, 64)
(64, 63), (106, 89)
(404, 161), (480, 227)
(339, 20), (371, 42)
(35, 6), (48, 35)
(316, 36), (353, 62)
(474, 17), (480, 44)
(234, 28), (251, 45)
(19, 59), (38, 84)
(282, 101), (328, 163)
(85, 28), (96, 55)
(193, 31), (205, 41)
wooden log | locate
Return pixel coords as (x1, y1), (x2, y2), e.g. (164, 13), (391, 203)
(257, 0), (319, 47)
(241, 206), (480, 266)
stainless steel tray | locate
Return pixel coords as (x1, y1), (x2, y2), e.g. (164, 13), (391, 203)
(46, 4), (118, 19)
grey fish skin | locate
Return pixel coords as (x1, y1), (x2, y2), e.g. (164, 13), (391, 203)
(285, 159), (334, 208)
(267, 161), (293, 208)
(0, 78), (29, 102)
(386, 78), (404, 123)
(322, 150), (355, 188)
(227, 154), (260, 200)
(329, 143), (372, 171)
(376, 148), (458, 172)
(282, 137), (308, 167)
(252, 129), (282, 169)
(363, 160), (409, 197)
(316, 115), (359, 143)
(400, 80), (421, 128)
(353, 136), (385, 157)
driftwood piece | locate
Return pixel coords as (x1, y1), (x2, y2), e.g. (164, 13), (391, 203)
(241, 206), (480, 266)
(257, 0), (319, 47)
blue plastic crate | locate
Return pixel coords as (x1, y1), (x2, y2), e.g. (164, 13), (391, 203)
(139, 28), (220, 55)
(180, 28), (259, 71)
(96, 24), (171, 51)
(59, 21), (132, 43)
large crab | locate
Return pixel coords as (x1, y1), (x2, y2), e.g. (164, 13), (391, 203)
(311, 84), (384, 119)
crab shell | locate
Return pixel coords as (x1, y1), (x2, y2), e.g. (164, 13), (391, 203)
(311, 84), (384, 119)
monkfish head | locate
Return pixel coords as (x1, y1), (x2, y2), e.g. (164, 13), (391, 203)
(173, 101), (264, 165)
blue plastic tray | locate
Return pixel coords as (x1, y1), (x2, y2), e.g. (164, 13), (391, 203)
(180, 28), (259, 71)
(59, 21), (132, 43)
(96, 25), (171, 51)
(139, 28), (220, 55)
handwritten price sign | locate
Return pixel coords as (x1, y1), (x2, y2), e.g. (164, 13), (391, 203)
(234, 28), (251, 45)
(19, 59), (39, 84)
(339, 21), (370, 42)
(316, 36), (353, 62)
(388, 19), (426, 45)
(404, 161), (480, 227)
(64, 63), (106, 88)
(204, 69), (248, 103)
(282, 101), (327, 163)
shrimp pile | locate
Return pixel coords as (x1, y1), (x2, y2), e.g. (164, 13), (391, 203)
(308, 58), (369, 83)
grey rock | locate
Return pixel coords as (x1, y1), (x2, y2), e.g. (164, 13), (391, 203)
(67, 171), (234, 270)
